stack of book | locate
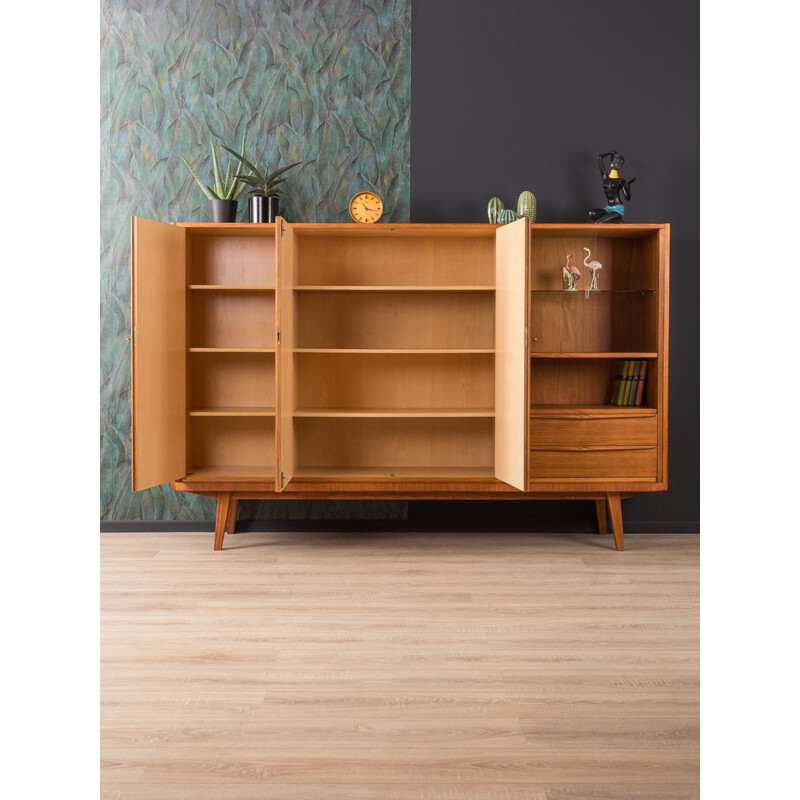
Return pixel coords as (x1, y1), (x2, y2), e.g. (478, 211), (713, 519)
(610, 359), (648, 406)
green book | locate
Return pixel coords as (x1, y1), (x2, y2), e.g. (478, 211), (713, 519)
(628, 360), (642, 406)
(617, 360), (632, 405)
(610, 359), (626, 405)
(621, 361), (632, 405)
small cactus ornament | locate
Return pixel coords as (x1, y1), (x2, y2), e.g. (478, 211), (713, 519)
(516, 190), (537, 223)
(497, 208), (520, 224)
(487, 196), (505, 223)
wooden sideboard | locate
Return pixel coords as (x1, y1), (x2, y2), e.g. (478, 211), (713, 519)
(131, 217), (669, 550)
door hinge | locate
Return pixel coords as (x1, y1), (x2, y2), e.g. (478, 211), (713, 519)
(524, 326), (528, 346)
(280, 471), (285, 489)
(277, 328), (281, 345)
(280, 220), (285, 235)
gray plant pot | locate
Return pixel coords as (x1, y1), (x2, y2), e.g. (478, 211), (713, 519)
(209, 199), (238, 223)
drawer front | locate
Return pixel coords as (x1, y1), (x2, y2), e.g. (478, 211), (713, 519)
(529, 415), (657, 449)
(529, 447), (658, 479)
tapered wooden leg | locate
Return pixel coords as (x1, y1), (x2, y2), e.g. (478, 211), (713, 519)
(607, 492), (624, 551)
(214, 493), (232, 551)
(595, 498), (608, 535)
(226, 499), (239, 536)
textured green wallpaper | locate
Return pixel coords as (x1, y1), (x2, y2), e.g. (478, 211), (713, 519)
(100, 0), (411, 520)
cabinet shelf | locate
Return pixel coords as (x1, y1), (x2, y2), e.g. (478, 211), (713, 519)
(293, 407), (494, 418)
(189, 285), (275, 292)
(189, 347), (276, 354)
(531, 289), (655, 295)
(531, 352), (657, 359)
(295, 285), (494, 292)
(530, 404), (657, 418)
(293, 466), (495, 481)
(189, 407), (276, 417)
(182, 465), (275, 481)
(294, 348), (494, 354)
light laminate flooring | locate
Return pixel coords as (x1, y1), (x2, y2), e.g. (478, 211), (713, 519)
(101, 531), (699, 799)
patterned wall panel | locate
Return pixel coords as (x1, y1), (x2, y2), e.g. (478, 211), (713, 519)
(101, 0), (411, 520)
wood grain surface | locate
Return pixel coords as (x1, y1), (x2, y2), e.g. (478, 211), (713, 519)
(101, 531), (698, 798)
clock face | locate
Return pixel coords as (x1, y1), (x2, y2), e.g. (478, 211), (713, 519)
(349, 191), (384, 224)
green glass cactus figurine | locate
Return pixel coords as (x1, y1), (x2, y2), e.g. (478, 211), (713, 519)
(497, 208), (520, 224)
(517, 190), (537, 223)
(487, 197), (505, 224)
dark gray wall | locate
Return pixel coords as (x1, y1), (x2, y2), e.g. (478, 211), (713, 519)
(409, 0), (699, 530)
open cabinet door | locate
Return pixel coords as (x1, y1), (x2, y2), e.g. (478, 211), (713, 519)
(130, 216), (187, 490)
(494, 217), (530, 491)
(276, 219), (295, 491)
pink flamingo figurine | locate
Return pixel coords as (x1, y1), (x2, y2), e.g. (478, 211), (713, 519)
(561, 253), (581, 291)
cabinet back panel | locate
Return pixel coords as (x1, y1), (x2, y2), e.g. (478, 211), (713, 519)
(530, 234), (659, 291)
(190, 293), (275, 348)
(296, 236), (495, 286)
(530, 293), (656, 353)
(294, 353), (494, 409)
(530, 360), (617, 405)
(189, 235), (276, 285)
(296, 292), (494, 349)
(189, 417), (275, 468)
(295, 417), (493, 468)
(189, 353), (275, 408)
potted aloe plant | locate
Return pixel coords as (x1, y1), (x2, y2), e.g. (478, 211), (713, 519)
(181, 139), (247, 223)
(221, 144), (302, 223)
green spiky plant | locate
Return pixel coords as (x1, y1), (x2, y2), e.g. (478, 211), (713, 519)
(220, 144), (302, 199)
(182, 138), (247, 200)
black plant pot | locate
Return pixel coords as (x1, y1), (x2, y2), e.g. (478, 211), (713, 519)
(248, 195), (280, 223)
(209, 198), (238, 223)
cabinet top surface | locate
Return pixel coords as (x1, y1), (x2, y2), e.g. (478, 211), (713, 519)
(162, 218), (668, 238)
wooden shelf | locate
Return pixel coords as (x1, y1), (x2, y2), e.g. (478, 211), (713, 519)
(531, 352), (658, 359)
(188, 407), (276, 417)
(530, 404), (657, 418)
(294, 348), (495, 354)
(182, 465), (275, 481)
(189, 347), (276, 353)
(189, 285), (275, 291)
(293, 407), (494, 418)
(293, 466), (495, 480)
(295, 285), (494, 292)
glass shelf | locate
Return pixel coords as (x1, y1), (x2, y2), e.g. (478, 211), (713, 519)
(530, 289), (655, 295)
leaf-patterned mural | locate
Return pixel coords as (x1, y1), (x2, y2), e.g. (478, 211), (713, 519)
(100, 0), (411, 520)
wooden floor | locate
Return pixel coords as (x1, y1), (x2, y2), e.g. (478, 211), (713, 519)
(101, 531), (699, 799)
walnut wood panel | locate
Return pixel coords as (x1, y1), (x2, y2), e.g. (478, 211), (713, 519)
(295, 232), (495, 286)
(530, 359), (620, 406)
(189, 352), (275, 409)
(294, 352), (494, 410)
(189, 292), (275, 349)
(529, 233), (659, 291)
(530, 415), (658, 448)
(295, 291), (494, 350)
(189, 417), (275, 473)
(530, 293), (656, 353)
(101, 531), (698, 796)
(658, 226), (670, 484)
(294, 417), (493, 471)
(494, 218), (529, 491)
(530, 447), (658, 480)
(188, 232), (276, 285)
(131, 217), (186, 490)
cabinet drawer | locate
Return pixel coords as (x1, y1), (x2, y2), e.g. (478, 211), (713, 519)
(529, 447), (658, 479)
(529, 415), (657, 449)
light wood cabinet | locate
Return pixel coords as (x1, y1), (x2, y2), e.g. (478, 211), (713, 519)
(131, 217), (669, 550)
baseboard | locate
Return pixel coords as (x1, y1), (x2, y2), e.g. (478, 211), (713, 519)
(101, 519), (700, 534)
